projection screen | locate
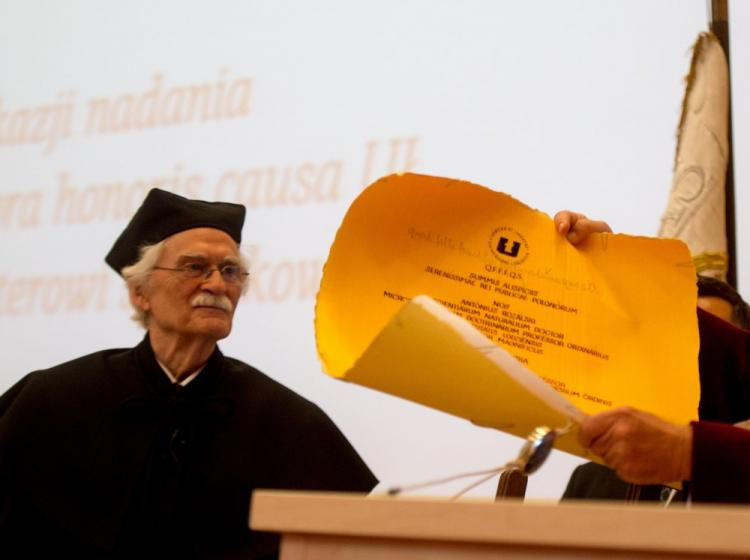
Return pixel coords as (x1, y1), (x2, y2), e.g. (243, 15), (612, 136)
(0, 0), (747, 499)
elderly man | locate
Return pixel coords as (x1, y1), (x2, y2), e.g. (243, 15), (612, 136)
(556, 211), (750, 504)
(0, 189), (376, 558)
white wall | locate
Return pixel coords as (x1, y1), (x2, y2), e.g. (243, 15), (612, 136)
(0, 0), (743, 499)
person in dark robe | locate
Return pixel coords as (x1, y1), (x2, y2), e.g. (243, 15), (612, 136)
(0, 189), (377, 559)
(554, 211), (750, 504)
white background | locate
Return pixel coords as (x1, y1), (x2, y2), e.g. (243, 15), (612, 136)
(0, 0), (747, 500)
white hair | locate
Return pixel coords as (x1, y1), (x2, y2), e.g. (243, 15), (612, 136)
(121, 241), (166, 329)
(120, 238), (250, 329)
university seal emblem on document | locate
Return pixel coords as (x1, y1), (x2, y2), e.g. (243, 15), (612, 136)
(489, 226), (529, 266)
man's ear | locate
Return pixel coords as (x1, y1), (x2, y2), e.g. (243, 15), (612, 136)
(129, 283), (151, 312)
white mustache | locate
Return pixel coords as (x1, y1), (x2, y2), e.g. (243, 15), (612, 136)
(191, 293), (234, 313)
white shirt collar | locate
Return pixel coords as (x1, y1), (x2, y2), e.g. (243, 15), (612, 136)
(156, 359), (204, 387)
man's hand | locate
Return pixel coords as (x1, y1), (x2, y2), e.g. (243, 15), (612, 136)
(579, 406), (693, 484)
(553, 211), (612, 245)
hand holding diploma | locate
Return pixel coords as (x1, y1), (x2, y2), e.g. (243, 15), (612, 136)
(554, 210), (613, 245)
(577, 407), (693, 484)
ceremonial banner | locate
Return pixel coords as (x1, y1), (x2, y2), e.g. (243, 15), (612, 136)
(659, 32), (729, 279)
(316, 174), (699, 458)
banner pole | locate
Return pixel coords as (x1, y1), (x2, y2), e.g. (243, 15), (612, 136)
(708, 0), (737, 287)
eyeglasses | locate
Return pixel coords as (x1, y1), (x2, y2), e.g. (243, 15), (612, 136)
(153, 262), (249, 284)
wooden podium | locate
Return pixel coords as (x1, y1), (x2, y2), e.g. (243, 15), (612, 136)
(250, 490), (750, 559)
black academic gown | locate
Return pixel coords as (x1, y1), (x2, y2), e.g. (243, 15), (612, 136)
(562, 308), (750, 503)
(0, 336), (377, 558)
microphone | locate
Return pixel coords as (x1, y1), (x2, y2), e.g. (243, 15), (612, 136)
(388, 423), (572, 500)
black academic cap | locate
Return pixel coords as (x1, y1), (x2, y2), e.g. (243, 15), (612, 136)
(105, 188), (246, 275)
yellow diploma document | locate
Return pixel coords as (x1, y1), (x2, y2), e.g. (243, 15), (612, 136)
(315, 173), (699, 458)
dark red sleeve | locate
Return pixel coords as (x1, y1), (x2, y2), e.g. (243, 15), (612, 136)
(691, 420), (750, 503)
(690, 309), (750, 503)
(696, 308), (750, 423)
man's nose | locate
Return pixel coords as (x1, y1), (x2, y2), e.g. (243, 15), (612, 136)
(201, 268), (228, 293)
